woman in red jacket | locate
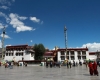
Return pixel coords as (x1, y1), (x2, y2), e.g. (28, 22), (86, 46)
(93, 61), (99, 76)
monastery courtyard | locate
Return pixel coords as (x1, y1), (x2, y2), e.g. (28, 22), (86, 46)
(0, 65), (100, 80)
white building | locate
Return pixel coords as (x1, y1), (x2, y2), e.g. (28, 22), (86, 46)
(4, 45), (35, 62)
(89, 52), (97, 60)
(57, 48), (89, 63)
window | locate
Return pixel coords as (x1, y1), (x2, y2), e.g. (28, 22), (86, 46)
(78, 56), (81, 60)
(9, 53), (11, 56)
(82, 51), (86, 55)
(6, 53), (8, 56)
(31, 53), (34, 57)
(61, 51), (64, 55)
(16, 53), (18, 56)
(21, 52), (23, 56)
(19, 53), (21, 56)
(67, 51), (69, 55)
(11, 53), (13, 56)
(61, 56), (65, 60)
(66, 56), (69, 59)
(22, 48), (24, 51)
(19, 52), (23, 56)
(82, 56), (86, 59)
(77, 51), (81, 55)
(70, 51), (74, 55)
(71, 56), (75, 60)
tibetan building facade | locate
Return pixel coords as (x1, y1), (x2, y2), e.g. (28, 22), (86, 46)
(43, 47), (92, 63)
(57, 48), (89, 63)
(4, 44), (98, 63)
(4, 45), (35, 62)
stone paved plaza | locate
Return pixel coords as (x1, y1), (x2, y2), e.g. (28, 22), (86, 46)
(0, 65), (100, 80)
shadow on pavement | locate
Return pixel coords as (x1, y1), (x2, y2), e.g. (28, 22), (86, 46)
(83, 74), (90, 76)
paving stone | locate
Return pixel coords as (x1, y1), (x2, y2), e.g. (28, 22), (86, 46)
(0, 65), (100, 80)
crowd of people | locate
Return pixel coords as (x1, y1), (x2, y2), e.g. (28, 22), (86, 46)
(0, 61), (27, 69)
(0, 59), (99, 76)
(45, 59), (99, 76)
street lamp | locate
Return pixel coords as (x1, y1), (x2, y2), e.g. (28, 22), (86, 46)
(2, 27), (5, 60)
(64, 26), (67, 60)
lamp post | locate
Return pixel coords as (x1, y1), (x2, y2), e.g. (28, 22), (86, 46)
(2, 27), (5, 60)
(64, 26), (67, 60)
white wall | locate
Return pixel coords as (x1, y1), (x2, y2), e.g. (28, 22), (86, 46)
(4, 50), (34, 62)
(57, 51), (61, 62)
(89, 55), (97, 60)
(57, 50), (90, 63)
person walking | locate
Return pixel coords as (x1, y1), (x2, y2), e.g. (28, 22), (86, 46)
(88, 61), (94, 76)
(69, 61), (72, 68)
(50, 60), (53, 68)
(73, 60), (75, 67)
(76, 62), (78, 66)
(5, 62), (8, 68)
(0, 62), (1, 66)
(85, 61), (88, 68)
(66, 61), (69, 68)
(46, 61), (49, 68)
(93, 61), (99, 76)
(10, 61), (13, 69)
(79, 60), (82, 66)
(58, 61), (61, 68)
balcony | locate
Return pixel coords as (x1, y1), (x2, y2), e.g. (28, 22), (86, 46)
(82, 54), (86, 56)
(82, 56), (86, 60)
(70, 54), (74, 56)
(77, 54), (81, 56)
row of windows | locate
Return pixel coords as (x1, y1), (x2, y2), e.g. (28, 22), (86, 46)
(6, 53), (23, 56)
(61, 56), (86, 60)
(60, 51), (86, 55)
(5, 53), (34, 57)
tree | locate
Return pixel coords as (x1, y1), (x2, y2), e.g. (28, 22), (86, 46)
(33, 43), (45, 60)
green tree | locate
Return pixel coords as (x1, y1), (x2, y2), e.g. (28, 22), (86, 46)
(33, 43), (45, 60)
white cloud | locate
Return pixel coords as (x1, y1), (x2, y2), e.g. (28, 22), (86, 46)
(5, 44), (11, 46)
(0, 23), (5, 29)
(9, 13), (34, 32)
(10, 13), (27, 20)
(30, 40), (33, 42)
(0, 40), (12, 48)
(30, 17), (40, 23)
(0, 5), (9, 9)
(19, 16), (27, 20)
(0, 12), (10, 23)
(30, 17), (43, 24)
(81, 42), (100, 52)
(1, 33), (10, 38)
(0, 0), (15, 5)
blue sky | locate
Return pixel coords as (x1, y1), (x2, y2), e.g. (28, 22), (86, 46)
(0, 0), (100, 51)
